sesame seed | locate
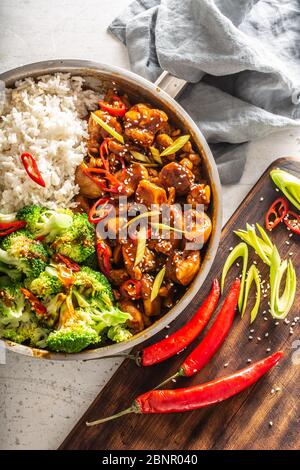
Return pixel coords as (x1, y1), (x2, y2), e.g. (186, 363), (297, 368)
(260, 197), (264, 202)
(265, 332), (269, 337)
(172, 378), (177, 383)
(271, 389), (275, 394)
(266, 348), (271, 352)
(275, 322), (279, 326)
(275, 188), (279, 192)
(269, 421), (273, 427)
(284, 319), (290, 324)
(289, 252), (293, 256)
(248, 336), (253, 340)
(224, 362), (229, 368)
(250, 329), (254, 333)
(247, 358), (252, 363)
(285, 240), (290, 245)
(257, 337), (261, 341)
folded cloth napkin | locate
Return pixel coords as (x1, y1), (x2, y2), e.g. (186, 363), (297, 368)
(109, 0), (300, 184)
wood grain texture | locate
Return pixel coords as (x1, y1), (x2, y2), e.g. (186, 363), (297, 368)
(59, 158), (300, 450)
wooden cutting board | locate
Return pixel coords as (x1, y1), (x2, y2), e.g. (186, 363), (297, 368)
(59, 157), (300, 451)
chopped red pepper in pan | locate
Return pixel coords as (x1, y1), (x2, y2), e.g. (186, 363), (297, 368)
(20, 152), (46, 188)
(99, 95), (127, 117)
(0, 220), (27, 237)
(88, 197), (113, 224)
(20, 288), (47, 316)
(120, 279), (142, 300)
(52, 253), (81, 272)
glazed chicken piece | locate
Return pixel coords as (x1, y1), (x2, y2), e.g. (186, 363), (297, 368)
(124, 104), (168, 147)
(187, 183), (211, 207)
(135, 180), (167, 208)
(118, 299), (144, 332)
(184, 209), (212, 246)
(165, 249), (201, 286)
(148, 204), (183, 255)
(109, 268), (129, 286)
(75, 163), (104, 199)
(140, 274), (162, 317)
(159, 162), (195, 196)
(122, 241), (156, 280)
(87, 115), (102, 156)
(114, 163), (149, 198)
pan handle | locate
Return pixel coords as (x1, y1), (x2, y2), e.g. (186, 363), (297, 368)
(155, 71), (187, 99)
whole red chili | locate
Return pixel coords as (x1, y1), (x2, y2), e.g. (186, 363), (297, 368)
(141, 279), (220, 367)
(96, 240), (112, 277)
(120, 279), (142, 300)
(52, 253), (81, 272)
(20, 288), (47, 316)
(20, 153), (46, 188)
(154, 278), (240, 388)
(86, 351), (283, 425)
(0, 220), (27, 237)
(283, 210), (300, 235)
(99, 95), (127, 117)
(88, 197), (113, 225)
(265, 197), (288, 231)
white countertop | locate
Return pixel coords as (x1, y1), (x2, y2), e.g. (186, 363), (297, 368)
(0, 0), (300, 450)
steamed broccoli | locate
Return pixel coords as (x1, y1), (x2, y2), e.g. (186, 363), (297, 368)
(46, 296), (99, 353)
(73, 266), (114, 307)
(51, 213), (95, 263)
(107, 325), (133, 343)
(16, 205), (73, 243)
(0, 286), (50, 348)
(0, 262), (22, 281)
(0, 230), (48, 278)
(26, 270), (63, 300)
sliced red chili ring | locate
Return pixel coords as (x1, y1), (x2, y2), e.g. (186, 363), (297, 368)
(0, 220), (27, 237)
(20, 288), (47, 316)
(283, 211), (300, 235)
(265, 197), (288, 231)
(99, 95), (127, 117)
(120, 279), (142, 300)
(20, 153), (46, 188)
(83, 167), (125, 194)
(88, 197), (113, 224)
(52, 253), (81, 272)
(96, 240), (112, 277)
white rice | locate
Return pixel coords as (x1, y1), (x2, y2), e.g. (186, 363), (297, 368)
(0, 73), (99, 213)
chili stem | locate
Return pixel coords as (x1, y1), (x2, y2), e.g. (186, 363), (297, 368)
(153, 372), (181, 390)
(86, 406), (136, 426)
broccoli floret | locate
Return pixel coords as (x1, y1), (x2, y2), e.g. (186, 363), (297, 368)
(27, 271), (63, 300)
(0, 283), (25, 321)
(0, 287), (50, 348)
(73, 266), (114, 307)
(51, 213), (95, 263)
(43, 292), (66, 327)
(107, 325), (132, 343)
(0, 230), (48, 278)
(0, 262), (22, 281)
(83, 304), (132, 335)
(46, 296), (98, 353)
(81, 251), (98, 271)
(16, 205), (73, 242)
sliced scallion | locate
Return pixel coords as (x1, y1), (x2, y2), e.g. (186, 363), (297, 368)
(160, 135), (190, 156)
(221, 242), (248, 312)
(241, 264), (261, 323)
(91, 112), (124, 144)
(151, 266), (166, 302)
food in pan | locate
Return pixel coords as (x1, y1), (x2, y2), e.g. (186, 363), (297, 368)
(0, 74), (213, 352)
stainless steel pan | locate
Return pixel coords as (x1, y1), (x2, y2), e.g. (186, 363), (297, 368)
(0, 60), (222, 360)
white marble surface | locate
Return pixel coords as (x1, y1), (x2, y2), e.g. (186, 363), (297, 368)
(0, 0), (300, 451)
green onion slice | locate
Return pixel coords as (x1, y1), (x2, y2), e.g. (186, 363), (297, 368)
(234, 224), (273, 266)
(151, 266), (166, 302)
(150, 146), (162, 164)
(130, 150), (152, 163)
(269, 246), (296, 319)
(221, 242), (248, 312)
(151, 222), (186, 234)
(160, 135), (190, 156)
(270, 168), (300, 211)
(134, 227), (147, 267)
(241, 264), (261, 323)
(125, 210), (160, 229)
(91, 112), (124, 144)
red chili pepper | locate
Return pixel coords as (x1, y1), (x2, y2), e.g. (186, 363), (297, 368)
(20, 288), (47, 316)
(86, 351), (283, 425)
(83, 167), (125, 194)
(88, 197), (113, 224)
(99, 95), (127, 117)
(0, 220), (27, 237)
(283, 210), (300, 235)
(140, 279), (220, 367)
(265, 197), (288, 231)
(120, 279), (142, 300)
(53, 253), (81, 272)
(20, 153), (46, 188)
(96, 240), (112, 277)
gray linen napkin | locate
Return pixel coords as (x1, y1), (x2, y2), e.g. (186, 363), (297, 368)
(109, 0), (300, 184)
